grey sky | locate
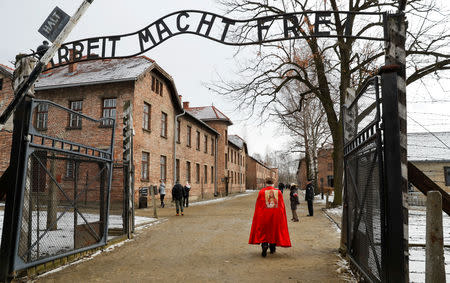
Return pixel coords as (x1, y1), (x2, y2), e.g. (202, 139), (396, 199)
(1, 0), (449, 157)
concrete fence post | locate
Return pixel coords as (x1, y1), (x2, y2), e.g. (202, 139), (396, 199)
(426, 191), (445, 283)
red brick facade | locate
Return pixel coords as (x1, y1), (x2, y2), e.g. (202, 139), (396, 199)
(246, 156), (278, 190)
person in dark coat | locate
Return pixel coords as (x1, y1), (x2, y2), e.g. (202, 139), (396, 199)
(278, 182), (285, 194)
(305, 179), (315, 216)
(183, 182), (191, 207)
(289, 184), (300, 222)
(172, 180), (184, 216)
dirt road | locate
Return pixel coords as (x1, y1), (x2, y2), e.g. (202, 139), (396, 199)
(36, 191), (351, 283)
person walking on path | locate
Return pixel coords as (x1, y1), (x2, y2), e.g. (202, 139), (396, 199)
(249, 178), (291, 257)
(172, 180), (184, 216)
(159, 179), (166, 208)
(305, 179), (315, 216)
(289, 184), (300, 222)
(278, 182), (285, 194)
(183, 182), (191, 207)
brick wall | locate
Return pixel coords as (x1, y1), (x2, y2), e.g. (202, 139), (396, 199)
(246, 157), (278, 190)
(317, 148), (334, 193)
(226, 143), (246, 194)
(0, 73), (14, 175)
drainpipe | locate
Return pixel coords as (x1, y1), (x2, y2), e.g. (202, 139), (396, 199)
(214, 135), (219, 196)
(173, 110), (185, 185)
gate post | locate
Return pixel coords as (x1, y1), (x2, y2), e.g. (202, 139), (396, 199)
(0, 97), (33, 281)
(382, 12), (408, 282)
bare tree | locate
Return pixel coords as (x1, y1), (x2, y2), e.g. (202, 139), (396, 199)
(214, 0), (450, 206)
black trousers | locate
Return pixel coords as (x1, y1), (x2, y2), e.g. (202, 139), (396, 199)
(262, 243), (276, 250)
(160, 194), (165, 207)
(184, 195), (189, 207)
(307, 200), (313, 216)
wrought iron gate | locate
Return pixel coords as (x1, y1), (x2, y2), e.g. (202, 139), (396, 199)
(343, 77), (386, 282)
(1, 98), (115, 274)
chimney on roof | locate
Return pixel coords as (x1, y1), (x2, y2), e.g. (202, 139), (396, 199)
(68, 49), (78, 73)
(183, 101), (190, 109)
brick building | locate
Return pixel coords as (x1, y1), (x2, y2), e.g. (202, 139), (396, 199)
(297, 148), (334, 193)
(0, 57), (224, 204)
(246, 155), (278, 190)
(184, 106), (248, 195)
(0, 64), (14, 178)
(0, 57), (255, 205)
(226, 135), (248, 194)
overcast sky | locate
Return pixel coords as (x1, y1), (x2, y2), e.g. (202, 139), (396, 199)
(1, 0), (449, 157)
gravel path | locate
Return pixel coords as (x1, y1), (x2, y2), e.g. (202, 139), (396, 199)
(36, 191), (351, 283)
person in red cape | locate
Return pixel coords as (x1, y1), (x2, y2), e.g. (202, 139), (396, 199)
(249, 178), (291, 257)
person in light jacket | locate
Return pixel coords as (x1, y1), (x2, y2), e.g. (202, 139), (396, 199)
(159, 179), (166, 208)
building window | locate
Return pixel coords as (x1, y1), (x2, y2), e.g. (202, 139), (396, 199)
(160, 155), (167, 181)
(327, 175), (334, 187)
(225, 153), (228, 169)
(204, 135), (208, 153)
(36, 103), (48, 130)
(102, 98), (116, 126)
(176, 119), (181, 143)
(211, 137), (214, 155)
(225, 130), (228, 144)
(445, 167), (450, 186)
(196, 163), (200, 183)
(0, 78), (3, 90)
(187, 126), (192, 147)
(186, 161), (191, 183)
(196, 131), (200, 150)
(151, 76), (163, 95)
(66, 160), (75, 179)
(176, 159), (180, 182)
(204, 165), (208, 184)
(161, 112), (167, 137)
(143, 103), (151, 131)
(211, 166), (214, 183)
(328, 162), (333, 171)
(141, 152), (149, 180)
(68, 100), (83, 129)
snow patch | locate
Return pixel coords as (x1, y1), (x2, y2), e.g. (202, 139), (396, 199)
(189, 191), (256, 207)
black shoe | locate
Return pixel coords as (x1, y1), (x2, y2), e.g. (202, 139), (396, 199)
(261, 243), (268, 257)
(262, 247), (267, 257)
(269, 245), (276, 254)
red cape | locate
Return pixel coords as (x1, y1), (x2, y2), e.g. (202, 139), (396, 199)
(248, 186), (291, 247)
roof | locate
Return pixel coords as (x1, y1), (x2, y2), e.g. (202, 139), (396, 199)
(33, 56), (182, 113)
(186, 106), (233, 125)
(183, 111), (219, 136)
(228, 134), (248, 153)
(0, 64), (13, 78)
(35, 56), (155, 90)
(249, 155), (272, 170)
(408, 132), (450, 162)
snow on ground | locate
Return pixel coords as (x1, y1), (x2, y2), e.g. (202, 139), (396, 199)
(409, 208), (450, 282)
(315, 192), (334, 204)
(189, 190), (256, 207)
(323, 206), (450, 282)
(0, 210), (155, 256)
